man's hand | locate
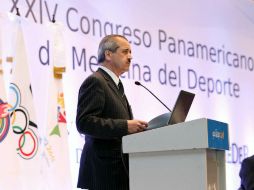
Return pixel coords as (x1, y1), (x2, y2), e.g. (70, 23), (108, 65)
(127, 120), (148, 134)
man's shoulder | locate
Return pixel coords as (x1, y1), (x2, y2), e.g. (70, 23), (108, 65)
(243, 155), (254, 166)
(87, 69), (107, 80)
(240, 155), (254, 189)
(82, 70), (105, 83)
(79, 69), (107, 89)
(241, 155), (254, 173)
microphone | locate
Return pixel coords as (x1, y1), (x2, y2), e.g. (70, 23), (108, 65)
(135, 81), (172, 112)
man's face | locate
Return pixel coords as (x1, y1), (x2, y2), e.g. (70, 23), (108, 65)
(110, 37), (132, 76)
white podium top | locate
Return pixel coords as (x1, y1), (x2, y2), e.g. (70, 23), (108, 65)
(123, 118), (229, 154)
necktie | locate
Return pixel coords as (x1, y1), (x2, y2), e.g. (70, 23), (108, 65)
(118, 80), (132, 117)
(118, 80), (125, 97)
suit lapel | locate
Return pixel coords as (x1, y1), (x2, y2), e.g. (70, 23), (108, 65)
(97, 69), (129, 111)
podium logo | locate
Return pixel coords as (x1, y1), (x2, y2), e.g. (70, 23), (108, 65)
(212, 130), (224, 139)
(207, 118), (229, 150)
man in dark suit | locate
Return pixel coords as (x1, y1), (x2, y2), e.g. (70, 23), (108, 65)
(76, 34), (148, 190)
(239, 155), (254, 190)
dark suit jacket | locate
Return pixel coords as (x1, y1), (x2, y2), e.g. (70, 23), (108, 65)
(76, 68), (133, 190)
(240, 155), (254, 190)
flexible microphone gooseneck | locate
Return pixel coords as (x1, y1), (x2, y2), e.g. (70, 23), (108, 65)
(135, 81), (172, 112)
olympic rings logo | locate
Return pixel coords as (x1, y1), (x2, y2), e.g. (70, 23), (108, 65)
(8, 83), (39, 160)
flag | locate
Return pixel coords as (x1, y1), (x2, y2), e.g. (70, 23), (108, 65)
(41, 22), (72, 190)
(6, 15), (42, 190)
(0, 14), (10, 144)
(0, 13), (22, 190)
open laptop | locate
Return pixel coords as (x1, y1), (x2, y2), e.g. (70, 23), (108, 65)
(147, 90), (195, 130)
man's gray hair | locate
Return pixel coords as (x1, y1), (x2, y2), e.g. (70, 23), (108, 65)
(97, 35), (128, 63)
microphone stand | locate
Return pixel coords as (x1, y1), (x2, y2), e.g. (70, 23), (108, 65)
(135, 81), (172, 112)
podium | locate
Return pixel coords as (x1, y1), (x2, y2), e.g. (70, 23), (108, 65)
(122, 118), (229, 190)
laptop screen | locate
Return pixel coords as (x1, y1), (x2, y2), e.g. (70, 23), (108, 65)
(167, 90), (195, 125)
(147, 90), (195, 130)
